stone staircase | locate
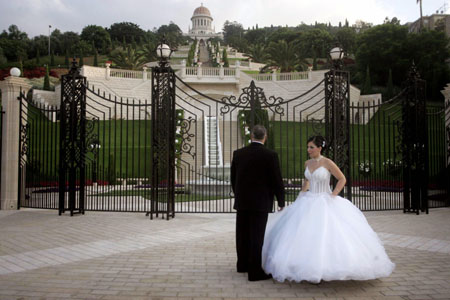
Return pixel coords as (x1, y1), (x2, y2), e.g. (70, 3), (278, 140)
(205, 116), (222, 166)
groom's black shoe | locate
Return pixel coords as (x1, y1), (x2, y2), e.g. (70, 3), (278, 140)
(248, 273), (272, 281)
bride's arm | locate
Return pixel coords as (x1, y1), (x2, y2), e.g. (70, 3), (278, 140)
(301, 179), (310, 192)
(326, 159), (346, 196)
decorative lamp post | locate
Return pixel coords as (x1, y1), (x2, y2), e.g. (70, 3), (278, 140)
(330, 46), (344, 70)
(156, 41), (173, 67)
(149, 38), (177, 220)
(324, 44), (351, 200)
(48, 25), (52, 58)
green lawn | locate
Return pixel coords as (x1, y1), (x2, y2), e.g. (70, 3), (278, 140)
(26, 101), (446, 184)
(91, 190), (232, 202)
(270, 102), (446, 179)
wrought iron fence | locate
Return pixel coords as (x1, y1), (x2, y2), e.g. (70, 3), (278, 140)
(15, 63), (450, 214)
(18, 93), (60, 209)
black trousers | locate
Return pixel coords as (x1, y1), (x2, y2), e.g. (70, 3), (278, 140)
(236, 210), (269, 280)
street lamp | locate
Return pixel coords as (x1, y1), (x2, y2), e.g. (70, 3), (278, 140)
(330, 46), (345, 70)
(48, 25), (52, 58)
(156, 39), (173, 67)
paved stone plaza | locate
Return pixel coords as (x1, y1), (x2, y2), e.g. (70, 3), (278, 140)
(0, 208), (449, 300)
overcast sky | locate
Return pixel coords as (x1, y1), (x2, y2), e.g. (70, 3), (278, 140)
(0, 0), (449, 37)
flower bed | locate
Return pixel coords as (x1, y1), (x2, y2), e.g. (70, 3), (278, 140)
(0, 67), (58, 80)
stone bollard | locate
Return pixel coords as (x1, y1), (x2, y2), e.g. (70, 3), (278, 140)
(143, 66), (148, 81)
(219, 62), (224, 79)
(0, 72), (32, 210)
(197, 62), (202, 79)
(235, 60), (240, 79)
(105, 63), (111, 80)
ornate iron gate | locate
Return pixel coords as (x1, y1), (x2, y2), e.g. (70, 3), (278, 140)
(324, 69), (351, 199)
(400, 65), (428, 214)
(149, 60), (176, 219)
(58, 62), (89, 216)
(18, 89), (60, 209)
(16, 60), (449, 214)
(172, 75), (327, 212)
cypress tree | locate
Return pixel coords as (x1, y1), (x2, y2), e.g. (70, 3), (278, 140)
(94, 50), (98, 66)
(222, 48), (229, 67)
(50, 51), (55, 66)
(312, 54), (317, 71)
(19, 59), (24, 77)
(36, 48), (41, 64)
(79, 52), (84, 67)
(386, 69), (393, 100)
(362, 65), (372, 94)
(43, 65), (50, 91)
(122, 36), (126, 48)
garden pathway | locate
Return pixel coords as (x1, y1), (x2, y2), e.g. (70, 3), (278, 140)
(0, 208), (449, 299)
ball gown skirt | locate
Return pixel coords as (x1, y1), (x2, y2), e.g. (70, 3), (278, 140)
(262, 166), (395, 283)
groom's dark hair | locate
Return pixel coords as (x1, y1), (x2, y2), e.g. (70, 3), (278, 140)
(251, 125), (267, 140)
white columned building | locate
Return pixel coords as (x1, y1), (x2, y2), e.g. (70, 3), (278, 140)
(187, 4), (223, 41)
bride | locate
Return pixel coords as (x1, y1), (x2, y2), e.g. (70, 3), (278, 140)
(262, 135), (395, 283)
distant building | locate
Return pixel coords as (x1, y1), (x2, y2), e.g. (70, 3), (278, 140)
(408, 13), (450, 36)
(352, 20), (373, 33)
(186, 4), (223, 41)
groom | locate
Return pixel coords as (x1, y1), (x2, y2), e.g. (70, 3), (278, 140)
(231, 124), (285, 281)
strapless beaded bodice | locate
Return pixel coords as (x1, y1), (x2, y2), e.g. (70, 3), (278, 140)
(304, 166), (332, 194)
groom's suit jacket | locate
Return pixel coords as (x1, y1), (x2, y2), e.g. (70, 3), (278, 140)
(231, 142), (285, 212)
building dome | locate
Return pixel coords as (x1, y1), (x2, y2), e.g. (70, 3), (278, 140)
(193, 4), (211, 18)
(186, 4), (223, 41)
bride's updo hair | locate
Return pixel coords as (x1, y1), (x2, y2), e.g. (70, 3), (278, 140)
(307, 135), (327, 152)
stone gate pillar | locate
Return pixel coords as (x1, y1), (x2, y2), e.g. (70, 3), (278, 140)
(0, 73), (31, 210)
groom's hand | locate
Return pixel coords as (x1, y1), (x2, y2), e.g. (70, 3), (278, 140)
(278, 206), (284, 211)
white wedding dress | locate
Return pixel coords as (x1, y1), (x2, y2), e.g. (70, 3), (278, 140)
(262, 166), (395, 283)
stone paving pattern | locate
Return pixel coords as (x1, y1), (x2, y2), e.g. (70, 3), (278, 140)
(0, 208), (449, 300)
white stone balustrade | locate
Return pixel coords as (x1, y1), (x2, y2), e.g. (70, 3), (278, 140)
(83, 65), (151, 81)
(110, 69), (144, 79)
(250, 71), (311, 82)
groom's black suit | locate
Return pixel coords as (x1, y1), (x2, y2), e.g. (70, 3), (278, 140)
(231, 142), (285, 281)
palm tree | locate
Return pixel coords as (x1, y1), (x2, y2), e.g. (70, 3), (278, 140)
(266, 40), (308, 72)
(109, 46), (144, 70)
(141, 42), (157, 63)
(245, 43), (268, 64)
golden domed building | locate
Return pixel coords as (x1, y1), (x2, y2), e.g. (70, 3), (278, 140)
(187, 4), (223, 40)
